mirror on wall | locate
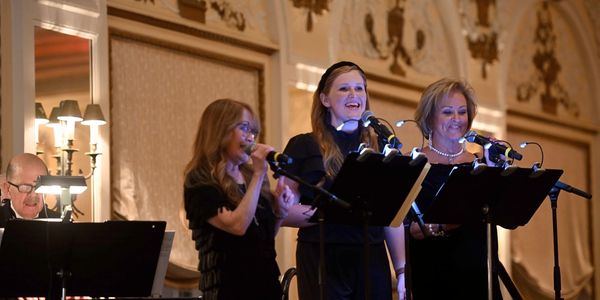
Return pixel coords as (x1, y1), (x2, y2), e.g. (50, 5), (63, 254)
(34, 26), (94, 221)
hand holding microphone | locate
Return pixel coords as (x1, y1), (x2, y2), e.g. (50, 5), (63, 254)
(244, 143), (293, 165)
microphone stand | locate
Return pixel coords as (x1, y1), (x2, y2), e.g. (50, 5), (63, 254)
(547, 180), (592, 300)
(268, 161), (351, 300)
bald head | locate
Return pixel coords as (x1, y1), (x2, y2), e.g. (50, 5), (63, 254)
(4, 153), (49, 219)
(6, 153), (49, 181)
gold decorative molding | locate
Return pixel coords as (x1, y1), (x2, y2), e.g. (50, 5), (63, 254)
(460, 0), (499, 79)
(364, 0), (425, 77)
(291, 0), (331, 32)
(515, 2), (578, 117)
(107, 6), (276, 55)
(134, 0), (247, 31)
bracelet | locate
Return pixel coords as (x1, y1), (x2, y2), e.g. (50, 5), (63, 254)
(395, 266), (405, 278)
(274, 213), (288, 220)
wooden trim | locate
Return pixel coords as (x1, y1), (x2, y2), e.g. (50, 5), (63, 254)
(107, 6), (278, 55)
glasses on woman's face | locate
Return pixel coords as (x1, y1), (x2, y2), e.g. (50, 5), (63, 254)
(237, 121), (259, 137)
(7, 181), (36, 194)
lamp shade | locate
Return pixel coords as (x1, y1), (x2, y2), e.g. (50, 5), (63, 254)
(57, 100), (83, 122)
(35, 175), (87, 195)
(46, 107), (61, 127)
(35, 102), (49, 124)
(81, 104), (107, 126)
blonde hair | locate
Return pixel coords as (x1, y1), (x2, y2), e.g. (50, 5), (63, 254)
(184, 99), (270, 205)
(312, 62), (378, 178)
(414, 78), (478, 139)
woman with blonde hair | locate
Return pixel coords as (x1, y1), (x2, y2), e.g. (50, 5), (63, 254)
(408, 78), (502, 299)
(184, 98), (293, 300)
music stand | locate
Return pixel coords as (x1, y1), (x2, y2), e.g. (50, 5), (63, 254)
(307, 151), (429, 300)
(309, 151), (429, 227)
(0, 220), (166, 299)
(423, 165), (563, 300)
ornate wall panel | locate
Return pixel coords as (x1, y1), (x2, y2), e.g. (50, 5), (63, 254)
(338, 0), (455, 78)
(506, 2), (596, 122)
(285, 0), (458, 79)
(509, 128), (593, 299)
(110, 33), (260, 286)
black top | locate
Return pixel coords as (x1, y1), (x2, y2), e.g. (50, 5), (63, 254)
(0, 199), (61, 228)
(283, 125), (385, 244)
(409, 164), (501, 299)
(184, 184), (282, 300)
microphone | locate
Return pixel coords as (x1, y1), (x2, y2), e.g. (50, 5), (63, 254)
(462, 130), (523, 160)
(360, 111), (402, 149)
(244, 144), (293, 164)
(554, 181), (592, 199)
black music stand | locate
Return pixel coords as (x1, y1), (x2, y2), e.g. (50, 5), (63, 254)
(309, 151), (429, 227)
(0, 220), (166, 299)
(423, 165), (563, 300)
(307, 151), (429, 300)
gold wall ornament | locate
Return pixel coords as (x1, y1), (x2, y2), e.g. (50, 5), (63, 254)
(516, 2), (578, 117)
(460, 0), (499, 79)
(292, 0), (331, 32)
(175, 0), (246, 31)
(364, 0), (425, 77)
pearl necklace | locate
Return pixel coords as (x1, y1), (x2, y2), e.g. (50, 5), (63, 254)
(428, 138), (464, 160)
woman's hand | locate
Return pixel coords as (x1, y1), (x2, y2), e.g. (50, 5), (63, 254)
(274, 176), (294, 219)
(249, 143), (274, 176)
(409, 222), (460, 239)
(482, 136), (508, 167)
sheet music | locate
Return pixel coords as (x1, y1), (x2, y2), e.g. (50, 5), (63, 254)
(151, 230), (175, 297)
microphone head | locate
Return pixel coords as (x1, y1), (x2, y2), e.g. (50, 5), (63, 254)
(361, 110), (374, 124)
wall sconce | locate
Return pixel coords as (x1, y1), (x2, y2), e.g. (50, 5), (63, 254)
(35, 175), (87, 219)
(40, 100), (106, 177)
(81, 104), (106, 175)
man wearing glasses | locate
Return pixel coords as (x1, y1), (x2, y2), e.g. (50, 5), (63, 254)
(0, 153), (59, 227)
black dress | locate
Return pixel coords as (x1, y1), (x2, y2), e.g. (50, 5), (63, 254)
(283, 126), (392, 300)
(184, 184), (282, 300)
(408, 164), (502, 299)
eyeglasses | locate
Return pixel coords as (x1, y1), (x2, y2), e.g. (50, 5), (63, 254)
(237, 121), (259, 136)
(7, 181), (36, 194)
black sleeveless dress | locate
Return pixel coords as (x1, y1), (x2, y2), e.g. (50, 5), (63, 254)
(408, 164), (502, 299)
